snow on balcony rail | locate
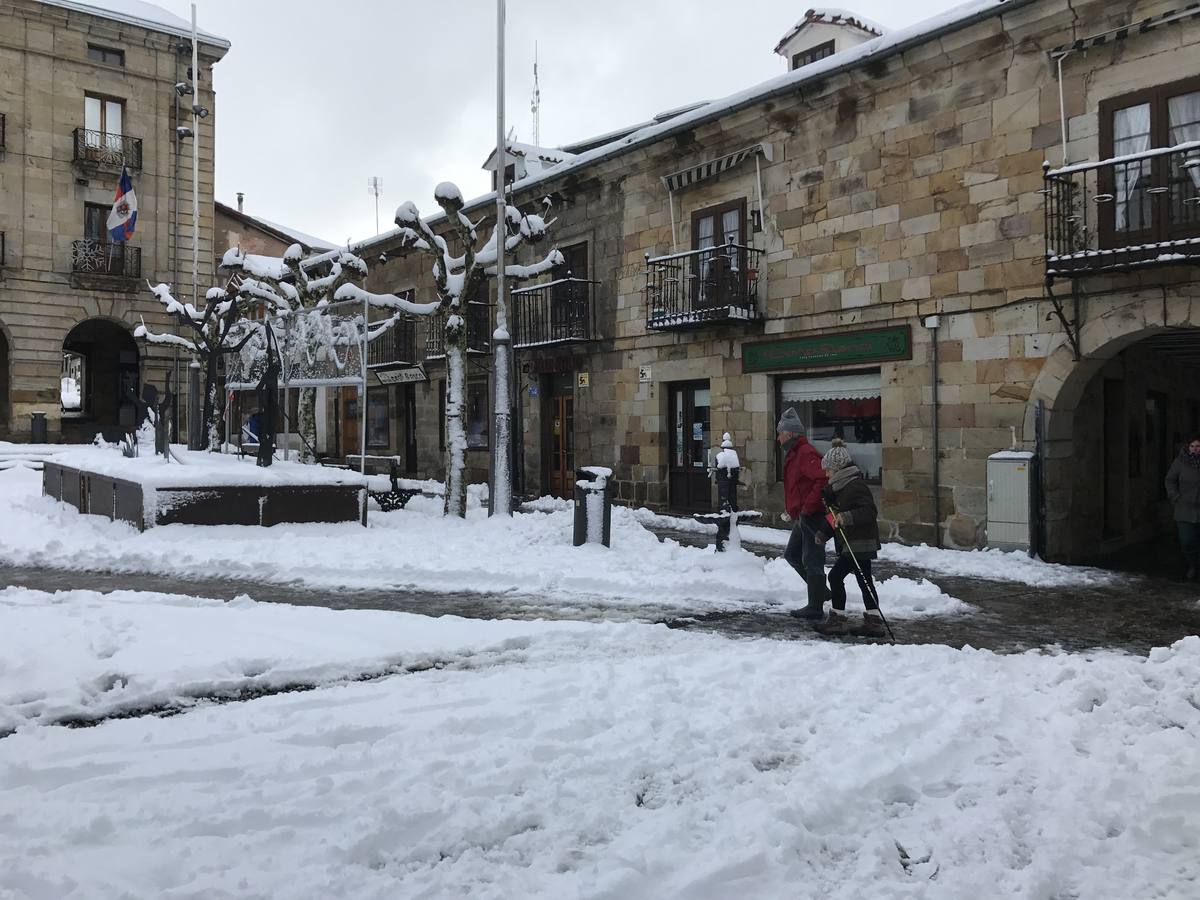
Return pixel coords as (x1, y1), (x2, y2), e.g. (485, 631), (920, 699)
(1044, 140), (1200, 178)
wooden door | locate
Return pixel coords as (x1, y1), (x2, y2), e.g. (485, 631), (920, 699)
(341, 386), (361, 459)
(403, 383), (418, 475)
(668, 381), (712, 511)
(544, 382), (575, 500)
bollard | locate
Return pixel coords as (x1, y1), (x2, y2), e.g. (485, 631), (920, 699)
(695, 433), (761, 551)
(572, 466), (614, 547)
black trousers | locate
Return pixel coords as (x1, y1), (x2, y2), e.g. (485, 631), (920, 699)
(828, 553), (879, 612)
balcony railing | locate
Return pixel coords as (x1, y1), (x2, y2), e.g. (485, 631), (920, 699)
(645, 242), (763, 329)
(511, 277), (597, 348)
(73, 128), (143, 169)
(367, 316), (420, 368)
(71, 239), (140, 278)
(425, 301), (491, 358)
(1044, 142), (1200, 282)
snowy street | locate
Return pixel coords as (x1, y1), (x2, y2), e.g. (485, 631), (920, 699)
(2, 456), (1200, 897)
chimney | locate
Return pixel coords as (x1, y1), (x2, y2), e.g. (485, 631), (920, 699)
(236, 192), (244, 213)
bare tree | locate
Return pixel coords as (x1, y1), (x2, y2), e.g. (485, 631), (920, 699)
(336, 183), (561, 518)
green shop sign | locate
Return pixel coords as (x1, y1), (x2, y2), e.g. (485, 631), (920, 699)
(742, 325), (911, 373)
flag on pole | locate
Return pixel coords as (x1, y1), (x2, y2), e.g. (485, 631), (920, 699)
(106, 167), (138, 242)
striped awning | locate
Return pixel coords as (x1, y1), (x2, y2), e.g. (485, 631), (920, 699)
(1051, 3), (1200, 58)
(780, 372), (881, 403)
(661, 143), (773, 193)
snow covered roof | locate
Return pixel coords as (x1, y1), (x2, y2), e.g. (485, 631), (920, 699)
(216, 202), (337, 252)
(35, 0), (231, 49)
(774, 8), (888, 55)
(482, 141), (578, 171)
(356, 0), (1035, 255)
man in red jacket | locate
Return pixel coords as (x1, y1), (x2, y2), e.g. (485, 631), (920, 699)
(778, 406), (829, 619)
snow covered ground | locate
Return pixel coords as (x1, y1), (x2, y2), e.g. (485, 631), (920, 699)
(0, 466), (964, 619)
(0, 588), (1196, 899)
(628, 506), (1121, 589)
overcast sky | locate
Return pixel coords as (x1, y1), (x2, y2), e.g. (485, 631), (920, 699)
(141, 0), (963, 246)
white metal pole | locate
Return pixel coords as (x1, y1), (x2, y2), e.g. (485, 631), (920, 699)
(489, 0), (512, 516)
(360, 296), (368, 477)
(190, 5), (199, 310)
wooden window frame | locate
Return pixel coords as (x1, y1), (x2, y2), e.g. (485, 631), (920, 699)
(84, 92), (125, 135)
(1098, 74), (1200, 248)
(87, 44), (125, 67)
(690, 198), (747, 251)
(792, 40), (835, 70)
(555, 241), (589, 279)
(84, 202), (112, 241)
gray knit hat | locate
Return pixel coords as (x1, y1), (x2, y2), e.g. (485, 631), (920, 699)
(776, 407), (804, 435)
(822, 438), (853, 472)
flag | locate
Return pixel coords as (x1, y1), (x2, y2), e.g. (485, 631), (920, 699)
(106, 167), (138, 242)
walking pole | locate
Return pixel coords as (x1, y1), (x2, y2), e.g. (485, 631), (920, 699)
(825, 500), (896, 643)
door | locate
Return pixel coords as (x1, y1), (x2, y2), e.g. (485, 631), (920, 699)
(341, 386), (361, 459)
(403, 383), (418, 475)
(544, 375), (575, 500)
(692, 200), (745, 310)
(668, 380), (712, 511)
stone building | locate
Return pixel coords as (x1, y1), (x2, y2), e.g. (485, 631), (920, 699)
(0, 0), (228, 443)
(358, 0), (1200, 565)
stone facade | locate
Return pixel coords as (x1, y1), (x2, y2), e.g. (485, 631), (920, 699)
(0, 0), (227, 442)
(359, 0), (1200, 563)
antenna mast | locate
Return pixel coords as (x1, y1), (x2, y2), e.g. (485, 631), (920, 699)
(367, 176), (383, 235)
(531, 42), (540, 147)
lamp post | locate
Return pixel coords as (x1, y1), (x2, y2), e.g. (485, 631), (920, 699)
(489, 0), (513, 516)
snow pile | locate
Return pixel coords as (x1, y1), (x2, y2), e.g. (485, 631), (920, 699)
(0, 467), (963, 618)
(0, 593), (1196, 897)
(0, 586), (597, 733)
(878, 543), (1121, 588)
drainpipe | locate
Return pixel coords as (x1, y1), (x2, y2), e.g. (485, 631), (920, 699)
(924, 315), (942, 547)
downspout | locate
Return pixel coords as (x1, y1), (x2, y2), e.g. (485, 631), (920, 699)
(1056, 52), (1071, 167)
(171, 47), (182, 441)
(668, 188), (678, 254)
(924, 315), (942, 547)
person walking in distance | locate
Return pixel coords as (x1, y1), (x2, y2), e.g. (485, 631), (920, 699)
(1165, 435), (1200, 580)
(778, 407), (829, 619)
(812, 439), (886, 638)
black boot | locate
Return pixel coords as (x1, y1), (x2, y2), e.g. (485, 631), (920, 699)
(790, 603), (826, 620)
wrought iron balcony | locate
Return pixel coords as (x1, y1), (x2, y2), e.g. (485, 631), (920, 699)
(367, 316), (420, 368)
(71, 239), (140, 278)
(1044, 142), (1200, 282)
(72, 128), (143, 169)
(425, 300), (491, 358)
(645, 242), (763, 329)
(511, 277), (597, 348)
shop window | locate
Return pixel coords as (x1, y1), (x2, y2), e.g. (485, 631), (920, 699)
(466, 378), (488, 449)
(777, 371), (883, 482)
(61, 351), (85, 413)
(367, 389), (390, 450)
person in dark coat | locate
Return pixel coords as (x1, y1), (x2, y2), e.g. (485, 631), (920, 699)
(1165, 435), (1200, 580)
(812, 439), (885, 638)
(778, 407), (830, 619)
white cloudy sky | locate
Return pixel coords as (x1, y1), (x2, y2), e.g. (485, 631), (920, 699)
(133, 0), (964, 245)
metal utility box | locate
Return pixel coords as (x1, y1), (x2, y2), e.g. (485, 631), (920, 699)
(986, 451), (1035, 552)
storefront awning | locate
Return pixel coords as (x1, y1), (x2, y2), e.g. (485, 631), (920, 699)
(780, 372), (881, 403)
(660, 143), (773, 193)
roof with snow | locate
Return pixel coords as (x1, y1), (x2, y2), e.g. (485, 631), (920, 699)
(35, 0), (231, 49)
(773, 8), (887, 55)
(215, 202), (338, 253)
(356, 0), (1033, 256)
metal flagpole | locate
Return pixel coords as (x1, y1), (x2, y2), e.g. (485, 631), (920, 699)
(489, 0), (512, 516)
(360, 293), (368, 477)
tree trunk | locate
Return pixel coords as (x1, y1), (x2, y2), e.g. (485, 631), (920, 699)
(443, 332), (467, 519)
(203, 354), (222, 451)
(298, 387), (317, 463)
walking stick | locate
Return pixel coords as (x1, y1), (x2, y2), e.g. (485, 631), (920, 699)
(825, 500), (896, 643)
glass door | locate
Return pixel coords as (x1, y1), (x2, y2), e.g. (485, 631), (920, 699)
(544, 374), (575, 500)
(668, 380), (712, 511)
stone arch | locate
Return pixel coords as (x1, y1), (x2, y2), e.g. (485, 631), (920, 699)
(1026, 290), (1200, 563)
(60, 316), (141, 444)
(0, 317), (12, 439)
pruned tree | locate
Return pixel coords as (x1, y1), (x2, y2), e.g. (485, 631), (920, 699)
(135, 283), (256, 451)
(335, 182), (562, 518)
(220, 244), (371, 463)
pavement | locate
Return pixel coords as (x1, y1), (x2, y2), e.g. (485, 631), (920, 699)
(3, 525), (1198, 654)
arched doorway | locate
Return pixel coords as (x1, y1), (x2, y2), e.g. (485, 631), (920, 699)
(61, 319), (139, 444)
(1030, 294), (1200, 567)
(0, 326), (10, 440)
